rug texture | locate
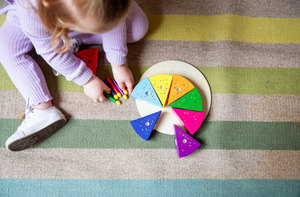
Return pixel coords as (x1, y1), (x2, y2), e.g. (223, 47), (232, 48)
(0, 0), (300, 196)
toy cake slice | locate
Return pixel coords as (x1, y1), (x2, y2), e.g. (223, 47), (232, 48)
(166, 74), (195, 106)
(131, 77), (162, 107)
(149, 74), (173, 107)
(174, 125), (201, 158)
(172, 108), (205, 135)
(170, 88), (203, 112)
(75, 48), (98, 75)
(130, 111), (162, 141)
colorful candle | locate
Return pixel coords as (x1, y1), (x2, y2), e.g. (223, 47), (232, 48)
(106, 77), (122, 98)
(103, 79), (118, 100)
(113, 79), (128, 99)
(103, 92), (121, 105)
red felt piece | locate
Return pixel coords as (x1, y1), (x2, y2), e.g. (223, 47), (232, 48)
(75, 48), (98, 75)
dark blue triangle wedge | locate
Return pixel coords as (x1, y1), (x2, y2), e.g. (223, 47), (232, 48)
(130, 111), (162, 141)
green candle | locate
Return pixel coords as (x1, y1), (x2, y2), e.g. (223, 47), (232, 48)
(103, 92), (121, 105)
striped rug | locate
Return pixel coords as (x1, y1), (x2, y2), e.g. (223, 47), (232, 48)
(1, 0), (300, 196)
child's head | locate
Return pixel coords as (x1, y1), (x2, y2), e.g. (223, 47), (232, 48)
(38, 0), (132, 53)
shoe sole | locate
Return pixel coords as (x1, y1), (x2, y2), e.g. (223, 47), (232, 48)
(7, 119), (66, 152)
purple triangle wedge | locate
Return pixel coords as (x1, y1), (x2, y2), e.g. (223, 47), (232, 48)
(174, 125), (201, 158)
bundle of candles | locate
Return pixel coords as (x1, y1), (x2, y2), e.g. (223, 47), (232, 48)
(103, 77), (128, 105)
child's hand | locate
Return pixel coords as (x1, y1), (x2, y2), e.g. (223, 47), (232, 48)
(83, 75), (111, 102)
(111, 64), (134, 94)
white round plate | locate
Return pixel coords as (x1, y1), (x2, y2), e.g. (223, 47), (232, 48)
(136, 60), (212, 135)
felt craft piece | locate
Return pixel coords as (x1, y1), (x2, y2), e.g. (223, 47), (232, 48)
(149, 74), (173, 107)
(75, 48), (98, 75)
(174, 125), (201, 158)
(166, 74), (195, 106)
(170, 88), (203, 112)
(172, 108), (205, 135)
(130, 111), (162, 141)
(131, 77), (162, 107)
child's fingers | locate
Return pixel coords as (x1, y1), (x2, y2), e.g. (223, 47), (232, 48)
(117, 81), (126, 90)
(102, 82), (111, 92)
(125, 81), (133, 94)
(93, 99), (100, 103)
(103, 85), (111, 93)
(127, 87), (133, 95)
(98, 94), (107, 102)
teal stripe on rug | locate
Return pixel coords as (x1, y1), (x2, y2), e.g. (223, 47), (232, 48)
(1, 119), (299, 150)
(0, 179), (299, 197)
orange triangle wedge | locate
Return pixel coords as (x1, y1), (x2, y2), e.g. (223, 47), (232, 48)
(166, 74), (195, 106)
(149, 74), (173, 107)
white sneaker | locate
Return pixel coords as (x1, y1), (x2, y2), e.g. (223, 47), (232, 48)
(52, 37), (80, 76)
(6, 106), (66, 152)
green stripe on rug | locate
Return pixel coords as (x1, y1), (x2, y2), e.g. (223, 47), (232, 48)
(1, 119), (299, 150)
(0, 14), (5, 26)
(145, 14), (300, 43)
(1, 179), (299, 197)
(1, 65), (300, 95)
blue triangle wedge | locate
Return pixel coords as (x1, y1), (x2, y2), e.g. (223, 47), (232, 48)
(130, 111), (162, 141)
(131, 77), (162, 107)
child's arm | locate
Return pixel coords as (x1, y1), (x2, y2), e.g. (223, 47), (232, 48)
(17, 2), (111, 102)
(102, 21), (134, 93)
(16, 1), (92, 86)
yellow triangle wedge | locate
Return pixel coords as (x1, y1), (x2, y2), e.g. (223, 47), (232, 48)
(149, 74), (173, 107)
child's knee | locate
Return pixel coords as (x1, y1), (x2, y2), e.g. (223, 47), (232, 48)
(127, 13), (149, 43)
(135, 14), (149, 41)
(126, 1), (149, 43)
(0, 28), (10, 60)
(0, 23), (32, 64)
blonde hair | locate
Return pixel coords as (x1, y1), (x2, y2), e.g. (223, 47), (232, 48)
(37, 0), (132, 53)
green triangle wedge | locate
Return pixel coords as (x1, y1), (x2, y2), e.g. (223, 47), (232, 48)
(170, 88), (203, 112)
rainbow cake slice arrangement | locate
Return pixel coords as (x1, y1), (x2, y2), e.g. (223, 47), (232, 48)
(131, 74), (205, 158)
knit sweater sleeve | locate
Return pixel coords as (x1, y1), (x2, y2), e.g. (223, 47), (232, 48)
(102, 20), (128, 65)
(16, 1), (92, 86)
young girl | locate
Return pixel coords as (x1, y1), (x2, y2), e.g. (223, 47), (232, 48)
(0, 0), (149, 152)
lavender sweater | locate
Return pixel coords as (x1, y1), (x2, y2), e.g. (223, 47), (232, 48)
(0, 0), (129, 86)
